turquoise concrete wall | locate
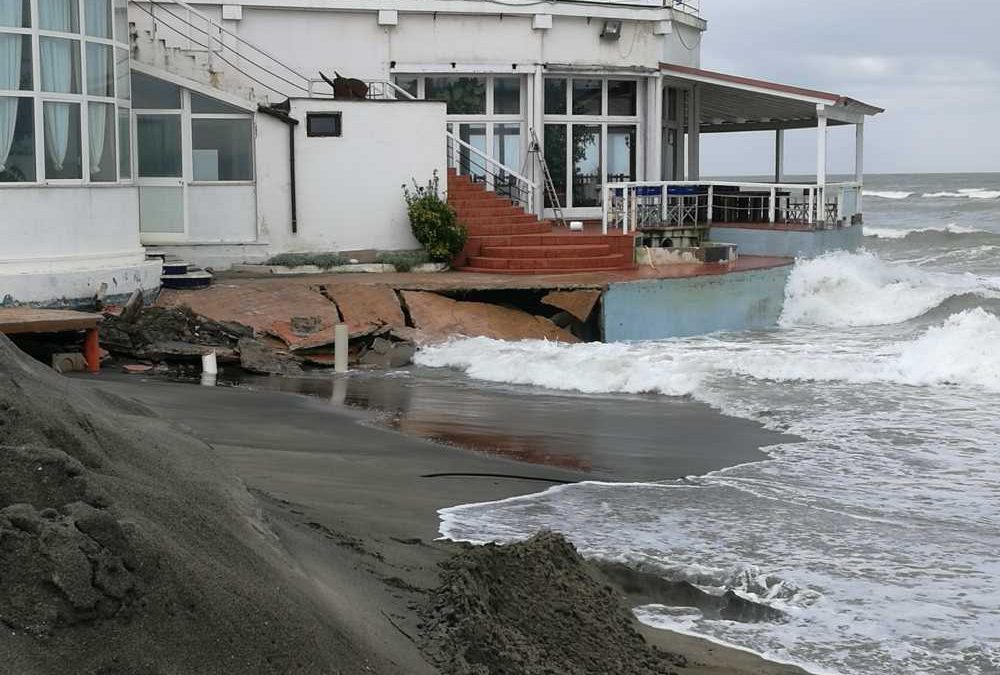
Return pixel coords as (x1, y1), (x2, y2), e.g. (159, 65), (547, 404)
(709, 223), (863, 258)
(602, 265), (793, 341)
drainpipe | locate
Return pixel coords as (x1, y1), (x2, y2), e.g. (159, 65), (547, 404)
(258, 102), (300, 234)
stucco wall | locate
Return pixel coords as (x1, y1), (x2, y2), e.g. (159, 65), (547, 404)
(260, 98), (446, 254)
(0, 185), (161, 305)
(708, 224), (863, 259)
(602, 265), (793, 341)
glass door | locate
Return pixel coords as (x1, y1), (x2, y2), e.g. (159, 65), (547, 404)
(136, 111), (185, 239)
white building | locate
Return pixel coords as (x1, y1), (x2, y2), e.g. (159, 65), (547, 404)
(1, 0), (882, 304)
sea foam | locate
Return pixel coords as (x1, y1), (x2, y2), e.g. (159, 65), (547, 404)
(863, 223), (986, 239)
(862, 190), (912, 200)
(779, 250), (996, 327)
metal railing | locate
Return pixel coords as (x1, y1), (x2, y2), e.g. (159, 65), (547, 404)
(602, 181), (863, 235)
(132, 0), (313, 100)
(446, 132), (536, 213)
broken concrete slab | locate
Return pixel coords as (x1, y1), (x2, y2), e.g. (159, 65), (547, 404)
(266, 321), (340, 352)
(359, 342), (416, 369)
(238, 338), (303, 376)
(322, 284), (406, 333)
(134, 341), (239, 363)
(541, 289), (601, 323)
(400, 291), (579, 343)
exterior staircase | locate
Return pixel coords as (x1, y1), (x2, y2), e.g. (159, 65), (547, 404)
(448, 170), (636, 274)
(147, 252), (213, 289)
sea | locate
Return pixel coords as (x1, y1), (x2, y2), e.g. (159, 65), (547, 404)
(415, 173), (1000, 675)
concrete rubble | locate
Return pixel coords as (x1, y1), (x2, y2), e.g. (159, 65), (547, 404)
(102, 280), (593, 374)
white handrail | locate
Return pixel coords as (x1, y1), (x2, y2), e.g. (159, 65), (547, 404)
(141, 0), (311, 88)
(446, 132), (536, 189)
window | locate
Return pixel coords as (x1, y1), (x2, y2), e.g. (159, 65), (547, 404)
(38, 0), (78, 32)
(607, 125), (636, 183)
(43, 100), (82, 178)
(84, 0), (110, 37)
(137, 113), (181, 177)
(192, 118), (252, 180)
(392, 75), (418, 99)
(543, 124), (566, 208)
(306, 112), (341, 137)
(133, 72), (180, 109)
(191, 91), (244, 114)
(115, 47), (129, 100)
(40, 37), (81, 93)
(0, 0), (30, 27)
(572, 79), (601, 115)
(1, 0), (128, 184)
(0, 34), (31, 90)
(544, 78), (567, 115)
(86, 42), (113, 96)
(0, 97), (35, 182)
(608, 80), (637, 116)
(572, 124), (601, 207)
(88, 101), (115, 181)
(425, 76), (486, 115)
(493, 77), (520, 115)
(117, 106), (129, 178)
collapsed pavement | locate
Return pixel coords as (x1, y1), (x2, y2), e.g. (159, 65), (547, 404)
(100, 280), (603, 375)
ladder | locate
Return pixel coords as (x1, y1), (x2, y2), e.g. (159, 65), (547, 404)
(526, 128), (567, 228)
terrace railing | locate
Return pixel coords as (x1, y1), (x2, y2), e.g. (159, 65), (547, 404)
(446, 132), (536, 213)
(602, 181), (863, 235)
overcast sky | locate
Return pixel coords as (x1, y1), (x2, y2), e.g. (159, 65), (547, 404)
(697, 0), (1000, 176)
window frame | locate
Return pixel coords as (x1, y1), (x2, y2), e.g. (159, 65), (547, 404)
(0, 0), (131, 186)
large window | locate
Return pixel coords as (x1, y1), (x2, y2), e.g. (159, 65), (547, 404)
(394, 73), (525, 182)
(0, 0), (130, 183)
(133, 73), (254, 183)
(542, 77), (641, 210)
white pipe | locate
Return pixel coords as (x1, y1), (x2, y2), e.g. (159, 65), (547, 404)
(334, 324), (349, 373)
(202, 351), (218, 375)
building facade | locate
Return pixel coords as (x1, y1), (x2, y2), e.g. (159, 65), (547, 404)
(1, 0), (881, 305)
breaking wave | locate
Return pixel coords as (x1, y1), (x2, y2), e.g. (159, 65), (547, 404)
(862, 190), (912, 200)
(779, 250), (998, 327)
(863, 223), (987, 239)
(922, 188), (1000, 200)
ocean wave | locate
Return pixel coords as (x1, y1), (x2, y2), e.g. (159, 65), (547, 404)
(863, 224), (988, 239)
(922, 189), (1000, 199)
(863, 190), (912, 200)
(416, 307), (1000, 398)
(779, 250), (997, 327)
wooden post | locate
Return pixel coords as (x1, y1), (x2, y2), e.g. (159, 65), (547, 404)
(774, 129), (785, 183)
(816, 105), (827, 225)
(84, 328), (100, 373)
(768, 186), (776, 224)
(855, 121), (865, 217)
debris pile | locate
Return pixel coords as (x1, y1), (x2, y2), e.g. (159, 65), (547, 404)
(420, 532), (685, 675)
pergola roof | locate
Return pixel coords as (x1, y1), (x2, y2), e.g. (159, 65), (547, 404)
(660, 63), (884, 134)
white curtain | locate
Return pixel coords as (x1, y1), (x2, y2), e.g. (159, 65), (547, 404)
(0, 0), (23, 27)
(40, 38), (72, 170)
(88, 103), (106, 173)
(0, 30), (21, 171)
(84, 0), (109, 37)
(39, 0), (74, 31)
(87, 42), (109, 96)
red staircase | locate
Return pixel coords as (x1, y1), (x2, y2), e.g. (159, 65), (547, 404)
(448, 170), (636, 274)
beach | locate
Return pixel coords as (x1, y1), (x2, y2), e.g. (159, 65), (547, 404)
(70, 371), (807, 675)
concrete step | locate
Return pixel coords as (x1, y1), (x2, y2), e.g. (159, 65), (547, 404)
(467, 253), (629, 271)
(453, 204), (526, 218)
(459, 213), (540, 227)
(160, 270), (213, 290)
(480, 244), (613, 259)
(464, 222), (553, 236)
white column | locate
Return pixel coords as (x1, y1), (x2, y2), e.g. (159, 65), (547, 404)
(774, 129), (785, 183)
(855, 120), (865, 217)
(816, 104), (827, 222)
(687, 84), (700, 180)
(647, 73), (663, 182)
(532, 63), (545, 218)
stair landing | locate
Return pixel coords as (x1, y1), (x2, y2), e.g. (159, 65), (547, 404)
(448, 170), (636, 274)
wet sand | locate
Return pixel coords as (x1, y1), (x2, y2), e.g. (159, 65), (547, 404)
(77, 372), (806, 675)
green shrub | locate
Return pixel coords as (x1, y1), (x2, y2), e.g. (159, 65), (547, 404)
(375, 250), (431, 272)
(402, 172), (467, 263)
(266, 252), (345, 268)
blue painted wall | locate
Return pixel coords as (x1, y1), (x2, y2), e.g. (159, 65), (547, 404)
(602, 265), (793, 341)
(708, 224), (863, 258)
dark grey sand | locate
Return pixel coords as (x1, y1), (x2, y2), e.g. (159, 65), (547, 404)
(58, 371), (807, 675)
